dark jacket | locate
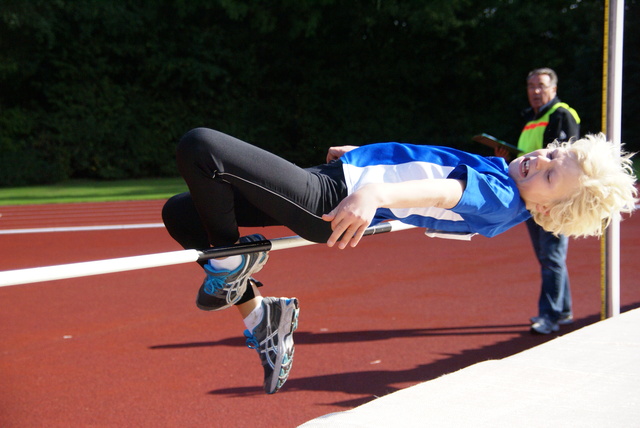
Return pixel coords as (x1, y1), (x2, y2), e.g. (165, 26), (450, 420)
(521, 96), (580, 145)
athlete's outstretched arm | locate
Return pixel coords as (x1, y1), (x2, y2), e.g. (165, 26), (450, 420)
(322, 178), (466, 249)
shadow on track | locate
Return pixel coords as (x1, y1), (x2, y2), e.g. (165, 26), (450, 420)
(150, 303), (639, 408)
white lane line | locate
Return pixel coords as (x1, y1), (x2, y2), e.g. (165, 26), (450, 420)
(0, 223), (165, 235)
(3, 205), (639, 235)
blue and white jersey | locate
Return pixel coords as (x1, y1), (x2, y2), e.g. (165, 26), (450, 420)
(340, 143), (531, 239)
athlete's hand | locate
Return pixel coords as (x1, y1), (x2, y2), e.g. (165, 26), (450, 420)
(322, 186), (379, 249)
(326, 145), (359, 163)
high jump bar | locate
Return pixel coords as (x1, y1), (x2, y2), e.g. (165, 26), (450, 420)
(0, 221), (416, 288)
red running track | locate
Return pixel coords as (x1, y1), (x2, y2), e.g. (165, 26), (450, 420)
(1, 201), (639, 427)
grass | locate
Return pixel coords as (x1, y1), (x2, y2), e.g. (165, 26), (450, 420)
(1, 158), (638, 206)
(0, 177), (188, 205)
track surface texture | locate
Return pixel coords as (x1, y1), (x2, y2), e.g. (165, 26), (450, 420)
(1, 201), (639, 427)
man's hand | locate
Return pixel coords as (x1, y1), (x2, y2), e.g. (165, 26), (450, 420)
(494, 146), (511, 160)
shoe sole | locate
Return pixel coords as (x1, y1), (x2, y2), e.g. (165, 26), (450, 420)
(529, 315), (573, 325)
(558, 317), (573, 325)
(266, 297), (300, 394)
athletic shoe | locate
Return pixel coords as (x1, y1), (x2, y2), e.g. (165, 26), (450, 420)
(530, 313), (573, 325)
(558, 313), (573, 325)
(244, 297), (300, 394)
(530, 316), (560, 335)
(196, 234), (269, 311)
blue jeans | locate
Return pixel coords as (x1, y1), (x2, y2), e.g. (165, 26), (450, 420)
(525, 218), (572, 322)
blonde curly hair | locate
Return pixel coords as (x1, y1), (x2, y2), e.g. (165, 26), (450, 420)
(531, 133), (637, 238)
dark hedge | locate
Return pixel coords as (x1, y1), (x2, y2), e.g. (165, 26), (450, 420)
(1, 0), (638, 185)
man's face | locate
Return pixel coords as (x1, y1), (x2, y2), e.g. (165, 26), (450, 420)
(527, 74), (557, 114)
(508, 148), (581, 215)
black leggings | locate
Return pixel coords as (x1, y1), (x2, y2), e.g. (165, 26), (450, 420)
(162, 128), (348, 252)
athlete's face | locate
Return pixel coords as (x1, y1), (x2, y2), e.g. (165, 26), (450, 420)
(527, 74), (557, 114)
(508, 148), (581, 215)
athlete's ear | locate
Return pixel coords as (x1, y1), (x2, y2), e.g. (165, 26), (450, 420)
(535, 203), (551, 216)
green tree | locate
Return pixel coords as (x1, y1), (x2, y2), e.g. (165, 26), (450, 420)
(0, 0), (637, 186)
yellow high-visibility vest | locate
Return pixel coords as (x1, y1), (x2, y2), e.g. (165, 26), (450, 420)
(516, 102), (580, 156)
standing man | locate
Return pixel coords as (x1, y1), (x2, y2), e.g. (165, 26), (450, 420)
(496, 68), (581, 334)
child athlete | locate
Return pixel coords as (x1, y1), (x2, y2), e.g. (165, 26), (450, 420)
(162, 128), (637, 394)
